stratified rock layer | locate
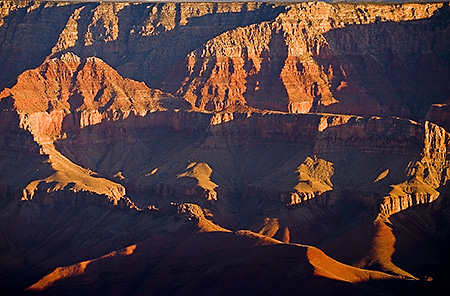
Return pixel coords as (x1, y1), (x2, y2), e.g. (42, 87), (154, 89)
(0, 2), (449, 119)
(5, 52), (167, 142)
(165, 2), (450, 118)
(0, 2), (449, 296)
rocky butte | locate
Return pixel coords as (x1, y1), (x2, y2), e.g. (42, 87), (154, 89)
(0, 1), (449, 295)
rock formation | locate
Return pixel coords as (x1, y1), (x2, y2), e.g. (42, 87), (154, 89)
(166, 2), (450, 119)
(426, 102), (450, 132)
(4, 52), (168, 141)
(0, 1), (449, 295)
(177, 162), (219, 200)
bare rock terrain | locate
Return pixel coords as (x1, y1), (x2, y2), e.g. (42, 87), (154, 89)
(0, 1), (449, 295)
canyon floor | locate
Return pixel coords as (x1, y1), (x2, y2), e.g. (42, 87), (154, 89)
(0, 1), (450, 295)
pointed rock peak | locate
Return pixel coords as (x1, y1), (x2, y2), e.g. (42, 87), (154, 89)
(0, 87), (11, 101)
(8, 52), (170, 141)
(86, 56), (103, 64)
(58, 52), (81, 63)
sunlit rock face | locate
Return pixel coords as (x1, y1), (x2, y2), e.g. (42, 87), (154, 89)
(165, 2), (450, 118)
(7, 52), (167, 141)
(1, 2), (449, 119)
(0, 2), (449, 296)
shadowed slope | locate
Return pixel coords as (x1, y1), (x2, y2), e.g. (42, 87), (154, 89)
(25, 229), (401, 296)
(0, 52), (175, 207)
(163, 2), (450, 118)
(0, 2), (449, 295)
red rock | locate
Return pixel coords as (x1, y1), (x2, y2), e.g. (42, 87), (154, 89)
(1, 52), (168, 141)
(0, 3), (449, 296)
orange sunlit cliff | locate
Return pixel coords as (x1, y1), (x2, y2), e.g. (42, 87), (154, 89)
(0, 1), (449, 295)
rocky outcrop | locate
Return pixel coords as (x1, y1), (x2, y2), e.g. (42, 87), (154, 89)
(2, 52), (167, 142)
(177, 162), (218, 200)
(1, 2), (448, 119)
(21, 184), (134, 208)
(378, 122), (450, 217)
(314, 116), (424, 154)
(246, 156), (337, 207)
(20, 143), (137, 209)
(0, 52), (164, 208)
(285, 156), (334, 206)
(165, 2), (450, 118)
(378, 184), (440, 218)
(425, 103), (450, 132)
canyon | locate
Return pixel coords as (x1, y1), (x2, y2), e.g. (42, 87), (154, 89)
(0, 1), (449, 295)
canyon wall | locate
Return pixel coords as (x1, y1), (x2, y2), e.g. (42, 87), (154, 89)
(0, 1), (448, 216)
(165, 2), (450, 118)
(0, 2), (449, 119)
(378, 121), (450, 217)
(0, 2), (450, 293)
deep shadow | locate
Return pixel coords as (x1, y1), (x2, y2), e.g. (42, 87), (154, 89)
(0, 201), (175, 295)
(0, 97), (54, 204)
(388, 183), (450, 288)
(244, 28), (290, 111)
(366, 277), (447, 296)
(50, 3), (286, 93)
(317, 3), (450, 119)
(19, 230), (396, 296)
(20, 228), (440, 296)
(0, 2), (84, 91)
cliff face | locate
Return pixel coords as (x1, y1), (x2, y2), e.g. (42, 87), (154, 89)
(3, 52), (167, 142)
(378, 121), (450, 217)
(165, 2), (450, 118)
(0, 1), (76, 90)
(1, 2), (450, 295)
(0, 51), (163, 208)
(0, 2), (449, 119)
(426, 103), (450, 132)
(3, 45), (448, 215)
(52, 109), (448, 214)
(0, 97), (54, 204)
(56, 2), (286, 84)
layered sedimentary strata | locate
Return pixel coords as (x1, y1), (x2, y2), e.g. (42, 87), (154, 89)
(50, 106), (449, 219)
(378, 122), (450, 217)
(0, 53), (169, 208)
(0, 2), (449, 119)
(426, 103), (450, 132)
(166, 2), (450, 118)
(2, 52), (167, 142)
(0, 1), (449, 295)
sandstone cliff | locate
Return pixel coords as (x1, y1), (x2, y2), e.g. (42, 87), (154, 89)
(0, 1), (449, 295)
(2, 52), (167, 142)
(0, 51), (169, 208)
(165, 2), (450, 118)
(378, 121), (450, 217)
(1, 1), (449, 119)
